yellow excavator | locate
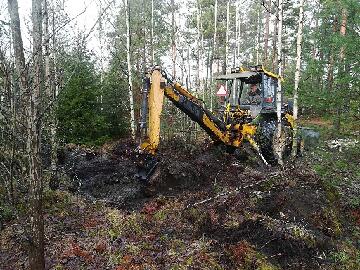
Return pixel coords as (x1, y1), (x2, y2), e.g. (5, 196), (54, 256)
(137, 65), (295, 180)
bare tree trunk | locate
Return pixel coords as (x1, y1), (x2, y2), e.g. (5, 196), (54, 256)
(271, 0), (279, 71)
(225, 0), (230, 71)
(275, 0), (283, 166)
(180, 49), (185, 84)
(234, 3), (238, 66)
(9, 75), (16, 203)
(256, 6), (261, 65)
(196, 0), (201, 90)
(44, 1), (50, 99)
(187, 46), (191, 90)
(151, 0), (154, 65)
(125, 0), (136, 139)
(311, 2), (321, 92)
(312, 7), (319, 60)
(210, 0), (218, 111)
(98, 1), (104, 109)
(334, 9), (348, 130)
(237, 5), (241, 66)
(29, 0), (45, 268)
(0, 57), (16, 203)
(8, 0), (45, 267)
(7, 0), (27, 93)
(142, 0), (147, 72)
(327, 17), (338, 93)
(327, 54), (334, 92)
(263, 0), (271, 65)
(195, 5), (202, 136)
(339, 9), (347, 61)
(291, 0), (304, 158)
(198, 2), (205, 98)
(205, 48), (210, 102)
(224, 1), (230, 72)
(171, 0), (176, 78)
(49, 1), (59, 189)
(44, 0), (58, 189)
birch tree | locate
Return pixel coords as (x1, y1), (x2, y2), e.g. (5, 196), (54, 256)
(0, 44), (19, 204)
(171, 0), (176, 78)
(212, 0), (218, 75)
(196, 0), (201, 90)
(263, 0), (271, 65)
(234, 4), (239, 66)
(197, 0), (205, 99)
(151, 0), (154, 65)
(8, 0), (45, 267)
(51, 2), (60, 189)
(271, 0), (279, 70)
(124, 0), (136, 139)
(7, 0), (27, 95)
(236, 4), (241, 66)
(187, 46), (191, 89)
(255, 6), (261, 64)
(42, 0), (59, 189)
(225, 0), (230, 71)
(275, 0), (283, 166)
(291, 0), (304, 158)
(6, 0), (27, 204)
(210, 0), (218, 111)
(29, 0), (45, 267)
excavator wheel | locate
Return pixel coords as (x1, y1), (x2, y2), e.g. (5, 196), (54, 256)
(255, 117), (292, 165)
(256, 119), (277, 165)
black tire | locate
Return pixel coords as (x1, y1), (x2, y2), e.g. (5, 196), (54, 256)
(255, 118), (292, 165)
(256, 118), (277, 165)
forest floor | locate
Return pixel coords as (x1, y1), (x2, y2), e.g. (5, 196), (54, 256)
(1, 129), (360, 269)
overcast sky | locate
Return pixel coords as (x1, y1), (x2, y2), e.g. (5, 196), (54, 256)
(0, 0), (102, 52)
(0, 0), (196, 80)
(17, 0), (100, 31)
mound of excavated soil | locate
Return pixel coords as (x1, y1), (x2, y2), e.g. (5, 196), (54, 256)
(58, 140), (143, 207)
(59, 140), (264, 207)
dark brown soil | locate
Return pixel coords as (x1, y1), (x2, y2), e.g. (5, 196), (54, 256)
(1, 138), (359, 269)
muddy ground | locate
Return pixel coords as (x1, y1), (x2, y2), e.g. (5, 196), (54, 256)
(1, 138), (359, 269)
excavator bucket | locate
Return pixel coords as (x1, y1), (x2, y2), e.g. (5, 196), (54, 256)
(135, 154), (158, 182)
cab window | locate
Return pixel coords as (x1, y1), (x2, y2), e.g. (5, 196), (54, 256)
(263, 75), (277, 104)
(240, 83), (261, 105)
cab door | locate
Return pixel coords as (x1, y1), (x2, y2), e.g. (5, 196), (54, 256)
(262, 74), (277, 112)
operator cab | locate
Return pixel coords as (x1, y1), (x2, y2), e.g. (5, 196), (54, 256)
(215, 65), (279, 119)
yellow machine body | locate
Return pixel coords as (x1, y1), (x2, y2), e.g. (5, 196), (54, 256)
(139, 68), (263, 160)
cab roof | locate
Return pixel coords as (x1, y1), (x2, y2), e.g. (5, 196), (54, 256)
(215, 65), (283, 82)
(215, 71), (258, 80)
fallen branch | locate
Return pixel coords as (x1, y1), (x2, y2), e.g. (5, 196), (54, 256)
(186, 178), (270, 209)
(185, 168), (291, 209)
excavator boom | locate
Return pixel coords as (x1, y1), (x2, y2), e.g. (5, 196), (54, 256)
(140, 68), (231, 154)
(139, 69), (165, 155)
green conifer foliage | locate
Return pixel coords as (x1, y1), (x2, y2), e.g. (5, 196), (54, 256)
(57, 50), (110, 145)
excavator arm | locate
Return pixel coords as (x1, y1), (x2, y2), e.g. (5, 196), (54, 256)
(137, 67), (267, 180)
